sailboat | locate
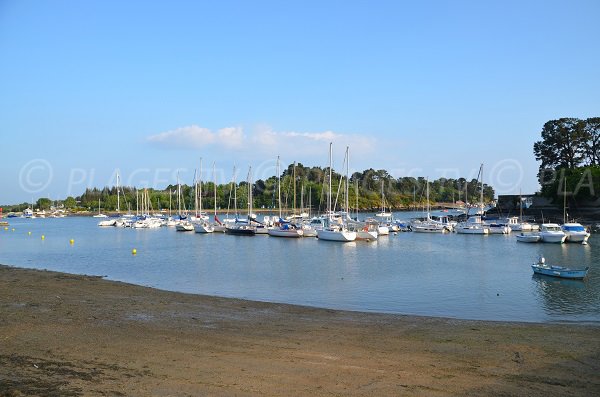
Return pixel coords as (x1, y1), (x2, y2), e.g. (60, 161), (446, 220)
(175, 174), (194, 231)
(455, 164), (489, 234)
(93, 198), (108, 218)
(211, 162), (227, 233)
(348, 180), (378, 241)
(194, 159), (214, 233)
(225, 167), (256, 236)
(269, 156), (304, 238)
(412, 178), (451, 233)
(317, 144), (357, 242)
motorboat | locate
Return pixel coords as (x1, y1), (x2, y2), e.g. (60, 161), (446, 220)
(485, 222), (511, 234)
(532, 256), (588, 279)
(539, 223), (567, 243)
(561, 223), (590, 244)
(455, 216), (489, 234)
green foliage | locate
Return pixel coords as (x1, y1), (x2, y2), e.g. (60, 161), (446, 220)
(64, 197), (77, 209)
(534, 117), (600, 203)
(36, 198), (52, 210)
(20, 163), (495, 213)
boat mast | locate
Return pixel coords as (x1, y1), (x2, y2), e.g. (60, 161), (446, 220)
(328, 142), (332, 220)
(345, 146), (350, 218)
(426, 177), (430, 215)
(116, 172), (120, 213)
(563, 177), (567, 223)
(519, 188), (522, 223)
(308, 186), (312, 218)
(213, 162), (217, 218)
(355, 179), (359, 221)
(480, 163), (484, 216)
(233, 165), (237, 218)
(293, 161), (297, 215)
(277, 156), (282, 219)
(194, 169), (198, 218)
(199, 158), (203, 217)
(247, 166), (253, 221)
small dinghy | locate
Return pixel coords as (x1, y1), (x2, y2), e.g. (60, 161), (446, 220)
(516, 233), (540, 243)
(531, 256), (589, 280)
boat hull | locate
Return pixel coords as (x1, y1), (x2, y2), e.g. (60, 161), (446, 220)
(531, 264), (589, 279)
(268, 228), (304, 238)
(516, 234), (540, 243)
(225, 226), (256, 236)
(564, 231), (590, 244)
(317, 229), (356, 242)
(194, 223), (214, 233)
(539, 233), (566, 243)
(456, 227), (488, 234)
(356, 230), (378, 241)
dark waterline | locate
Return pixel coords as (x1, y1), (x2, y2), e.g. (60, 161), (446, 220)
(1, 216), (599, 323)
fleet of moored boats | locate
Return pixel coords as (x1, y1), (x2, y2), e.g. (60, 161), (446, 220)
(3, 145), (592, 280)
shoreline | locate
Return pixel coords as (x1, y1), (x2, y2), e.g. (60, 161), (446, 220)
(2, 264), (599, 396)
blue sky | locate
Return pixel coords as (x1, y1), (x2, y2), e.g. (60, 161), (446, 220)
(1, 0), (599, 204)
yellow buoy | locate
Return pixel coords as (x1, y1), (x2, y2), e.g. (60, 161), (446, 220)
(3, 227), (7, 231)
(41, 235), (45, 240)
(12, 228), (15, 232)
(69, 239), (74, 244)
(28, 231), (32, 235)
(132, 248), (137, 255)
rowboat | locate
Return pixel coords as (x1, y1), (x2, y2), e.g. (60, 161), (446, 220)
(531, 257), (589, 280)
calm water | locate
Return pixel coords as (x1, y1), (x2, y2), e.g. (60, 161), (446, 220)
(1, 215), (599, 323)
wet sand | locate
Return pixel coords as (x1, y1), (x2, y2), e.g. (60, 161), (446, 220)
(1, 264), (599, 396)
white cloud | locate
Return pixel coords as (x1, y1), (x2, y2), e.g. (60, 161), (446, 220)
(147, 124), (377, 168)
(147, 125), (246, 150)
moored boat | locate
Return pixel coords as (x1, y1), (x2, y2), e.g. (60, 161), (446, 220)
(516, 233), (540, 243)
(539, 223), (566, 243)
(561, 222), (590, 245)
(531, 257), (589, 279)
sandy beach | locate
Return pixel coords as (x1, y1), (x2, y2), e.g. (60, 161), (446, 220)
(1, 264), (599, 396)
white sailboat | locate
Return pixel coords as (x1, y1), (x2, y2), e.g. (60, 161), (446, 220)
(455, 164), (489, 235)
(412, 178), (451, 233)
(175, 175), (194, 232)
(194, 158), (214, 233)
(373, 180), (392, 235)
(211, 162), (227, 233)
(225, 167), (257, 236)
(93, 198), (108, 218)
(317, 144), (356, 242)
(269, 156), (303, 238)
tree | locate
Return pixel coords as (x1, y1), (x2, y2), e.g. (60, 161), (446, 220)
(583, 117), (600, 166)
(64, 196), (77, 209)
(36, 198), (52, 210)
(533, 118), (587, 171)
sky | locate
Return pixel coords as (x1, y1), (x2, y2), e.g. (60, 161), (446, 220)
(1, 0), (599, 204)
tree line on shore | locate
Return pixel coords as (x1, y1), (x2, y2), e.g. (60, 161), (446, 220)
(534, 117), (600, 203)
(5, 164), (495, 214)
